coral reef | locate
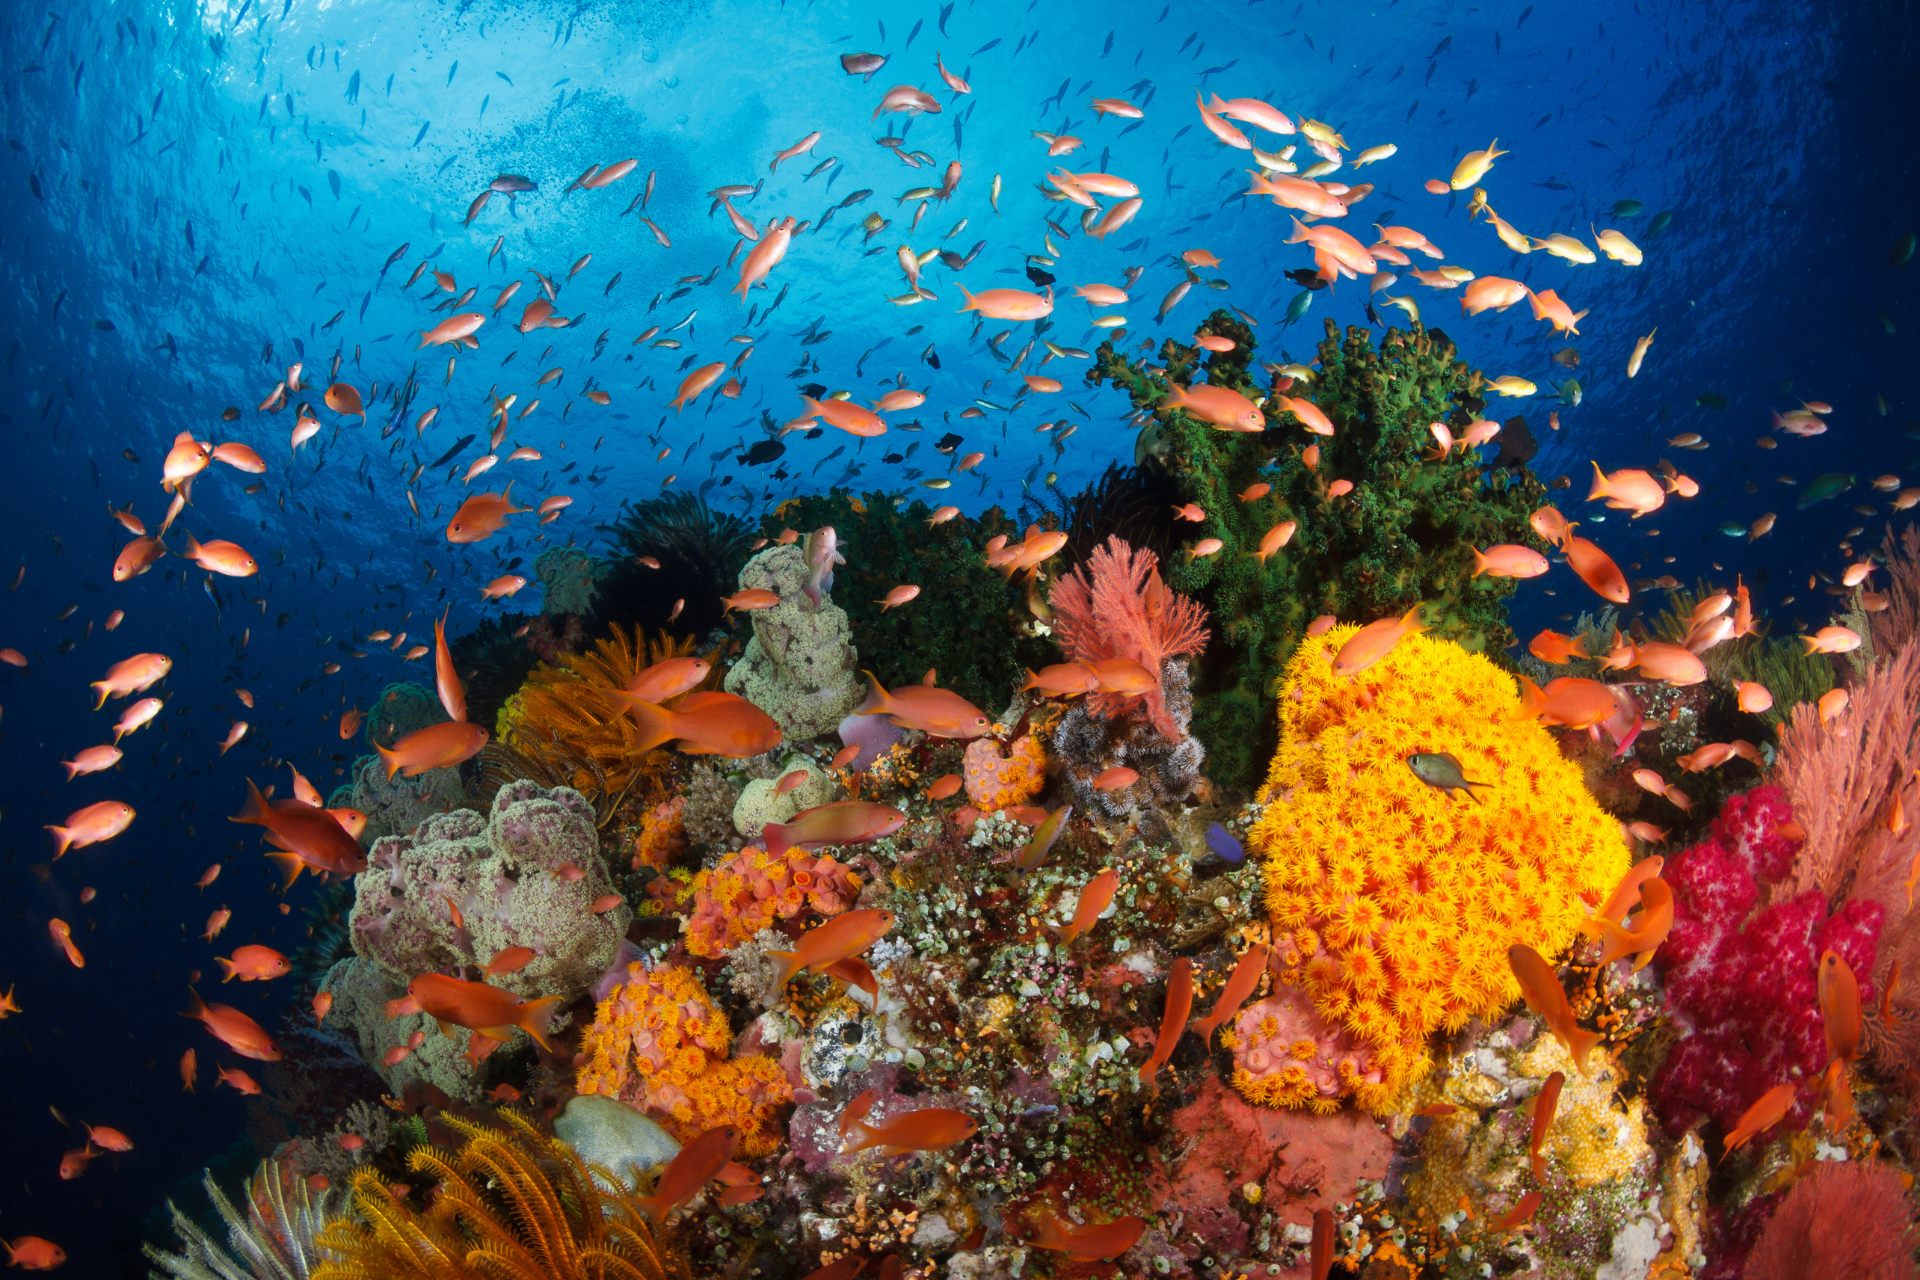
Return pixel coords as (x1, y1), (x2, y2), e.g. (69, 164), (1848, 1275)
(349, 780), (630, 1003)
(1744, 1159), (1920, 1280)
(682, 844), (862, 959)
(682, 761), (744, 857)
(721, 544), (863, 740)
(322, 956), (484, 1101)
(760, 490), (1055, 714)
(1091, 313), (1549, 786)
(732, 754), (836, 839)
(629, 796), (687, 871)
(1653, 784), (1883, 1135)
(551, 1093), (682, 1192)
(311, 1109), (687, 1280)
(1053, 658), (1207, 817)
(361, 680), (450, 751)
(328, 752), (463, 845)
(596, 490), (757, 640)
(533, 544), (603, 617)
(962, 734), (1048, 811)
(449, 611), (541, 739)
(144, 1159), (338, 1280)
(1249, 625), (1630, 1109)
(577, 961), (794, 1156)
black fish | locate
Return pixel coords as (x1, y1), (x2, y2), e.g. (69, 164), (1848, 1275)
(1284, 268), (1327, 290)
(882, 452), (904, 464)
(740, 439), (785, 466)
(935, 432), (964, 454)
(1493, 415), (1537, 470)
(799, 382), (827, 399)
(1025, 265), (1056, 288)
(429, 434), (475, 467)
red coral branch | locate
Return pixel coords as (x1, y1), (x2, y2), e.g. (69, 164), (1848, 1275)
(1049, 536), (1208, 738)
(1870, 525), (1920, 657)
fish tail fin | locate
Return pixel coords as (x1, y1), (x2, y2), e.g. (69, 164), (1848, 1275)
(855, 671), (892, 718)
(1566, 1025), (1605, 1077)
(624, 696), (679, 753)
(1578, 915), (1636, 965)
(1585, 459), (1611, 501)
(515, 995), (563, 1053)
(1400, 602), (1428, 636)
(266, 850), (307, 892)
(181, 986), (209, 1024)
(44, 825), (73, 858)
(1284, 214), (1310, 244)
(90, 681), (108, 711)
(1515, 675), (1547, 720)
(1471, 546), (1489, 577)
(763, 821), (794, 859)
(1019, 668), (1042, 692)
(215, 957), (237, 982)
(417, 331), (432, 349)
(767, 949), (804, 989)
(1569, 633), (1590, 658)
(373, 740), (404, 780)
(229, 777), (274, 827)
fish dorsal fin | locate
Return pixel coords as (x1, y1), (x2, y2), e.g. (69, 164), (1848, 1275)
(921, 668), (938, 687)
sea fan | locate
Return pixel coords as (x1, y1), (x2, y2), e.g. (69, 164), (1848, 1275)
(595, 492), (756, 639)
(144, 1159), (338, 1280)
(1744, 1160), (1920, 1280)
(311, 1109), (687, 1280)
(1049, 535), (1209, 737)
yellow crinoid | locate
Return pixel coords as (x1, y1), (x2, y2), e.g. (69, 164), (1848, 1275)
(1248, 625), (1628, 1112)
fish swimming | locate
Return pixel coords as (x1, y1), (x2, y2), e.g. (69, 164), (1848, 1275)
(1407, 752), (1489, 803)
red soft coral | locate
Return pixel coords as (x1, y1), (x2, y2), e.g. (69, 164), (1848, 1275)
(1048, 535), (1208, 737)
(1745, 1160), (1920, 1280)
(1651, 785), (1884, 1138)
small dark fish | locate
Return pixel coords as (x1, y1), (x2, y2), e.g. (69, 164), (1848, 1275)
(799, 382), (828, 399)
(935, 432), (964, 454)
(1648, 210), (1673, 237)
(1695, 392), (1729, 411)
(429, 433), (476, 467)
(1025, 265), (1056, 288)
(1204, 823), (1243, 864)
(1407, 753), (1488, 803)
(1892, 232), (1916, 268)
(1283, 268), (1328, 290)
(491, 174), (537, 194)
(741, 439), (786, 466)
(412, 120), (430, 147)
(1493, 416), (1536, 471)
(221, 407), (241, 421)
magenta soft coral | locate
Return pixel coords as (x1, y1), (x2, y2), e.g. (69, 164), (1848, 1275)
(1652, 785), (1883, 1137)
(1048, 535), (1208, 737)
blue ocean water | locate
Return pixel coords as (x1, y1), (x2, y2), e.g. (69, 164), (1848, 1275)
(0, 0), (1912, 1267)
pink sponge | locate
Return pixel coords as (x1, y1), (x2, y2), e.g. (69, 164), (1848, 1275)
(1227, 986), (1382, 1112)
(1651, 785), (1882, 1136)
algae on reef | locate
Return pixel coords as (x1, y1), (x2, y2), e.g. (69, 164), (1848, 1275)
(760, 491), (1055, 715)
(1092, 313), (1549, 787)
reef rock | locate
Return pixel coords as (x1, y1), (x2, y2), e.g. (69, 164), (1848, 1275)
(722, 544), (862, 740)
(534, 546), (603, 617)
(552, 1093), (681, 1191)
(1164, 1076), (1392, 1260)
(348, 779), (628, 1003)
(1054, 658), (1206, 817)
(329, 752), (464, 846)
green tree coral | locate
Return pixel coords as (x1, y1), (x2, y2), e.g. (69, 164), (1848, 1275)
(761, 490), (1054, 715)
(1090, 312), (1548, 786)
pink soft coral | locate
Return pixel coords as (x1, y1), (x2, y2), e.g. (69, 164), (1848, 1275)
(1048, 536), (1209, 737)
(1744, 1160), (1920, 1280)
(1652, 785), (1883, 1137)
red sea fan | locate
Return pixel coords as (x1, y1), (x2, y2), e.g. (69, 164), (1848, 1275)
(1744, 1160), (1920, 1280)
(1049, 535), (1209, 738)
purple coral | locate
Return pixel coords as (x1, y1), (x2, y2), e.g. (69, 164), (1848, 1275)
(349, 779), (629, 1002)
(1652, 785), (1883, 1136)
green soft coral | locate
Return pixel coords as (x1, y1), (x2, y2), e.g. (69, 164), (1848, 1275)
(761, 490), (1055, 715)
(1091, 312), (1549, 786)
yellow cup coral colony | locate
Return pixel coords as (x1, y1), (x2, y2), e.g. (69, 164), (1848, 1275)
(962, 733), (1048, 811)
(577, 962), (793, 1157)
(682, 845), (863, 959)
(1243, 626), (1630, 1113)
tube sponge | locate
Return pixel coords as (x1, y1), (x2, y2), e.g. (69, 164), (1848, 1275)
(1249, 624), (1631, 1111)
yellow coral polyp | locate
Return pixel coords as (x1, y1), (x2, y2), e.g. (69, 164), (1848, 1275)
(1249, 625), (1629, 1112)
(577, 962), (793, 1157)
(961, 733), (1048, 811)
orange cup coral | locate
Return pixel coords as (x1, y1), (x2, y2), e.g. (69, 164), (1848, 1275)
(577, 962), (792, 1157)
(962, 733), (1048, 811)
(1245, 624), (1629, 1112)
(683, 844), (862, 959)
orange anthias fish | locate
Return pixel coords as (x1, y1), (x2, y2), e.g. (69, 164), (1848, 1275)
(446, 483), (531, 543)
(1493, 1190), (1543, 1232)
(48, 919), (84, 968)
(626, 690), (783, 756)
(763, 801), (907, 857)
(182, 988), (283, 1061)
(180, 1048), (197, 1092)
(84, 1124), (132, 1153)
(1029, 1210), (1146, 1261)
(90, 652), (172, 707)
(216, 1065), (262, 1095)
(217, 944), (291, 982)
(1330, 604), (1428, 676)
(841, 1106), (979, 1155)
(1310, 1208), (1335, 1280)
(434, 614), (466, 722)
(1586, 463), (1665, 518)
(178, 532), (259, 577)
(1020, 662), (1104, 698)
(637, 1125), (740, 1223)
(627, 656), (712, 703)
(3, 1237), (67, 1270)
(375, 721), (491, 778)
(1516, 676), (1621, 731)
(45, 800), (135, 857)
(1563, 535), (1631, 603)
(1596, 856), (1665, 923)
(1139, 957), (1194, 1096)
(1055, 869), (1119, 946)
(482, 946), (537, 978)
(855, 670), (993, 738)
(1190, 943), (1271, 1043)
(1507, 945), (1602, 1075)
(1819, 949), (1862, 1066)
(1724, 1082), (1797, 1151)
(1529, 1071), (1564, 1180)
(768, 909), (896, 987)
(407, 973), (563, 1052)
(1528, 629), (1589, 664)
(230, 777), (367, 877)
